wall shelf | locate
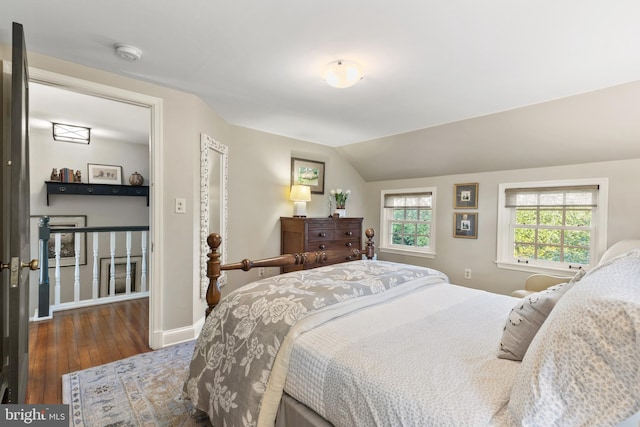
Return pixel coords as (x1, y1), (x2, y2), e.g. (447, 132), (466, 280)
(45, 181), (149, 206)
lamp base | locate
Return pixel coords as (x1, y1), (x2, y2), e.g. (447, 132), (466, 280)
(292, 201), (307, 217)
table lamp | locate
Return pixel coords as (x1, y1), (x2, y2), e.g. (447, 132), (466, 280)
(290, 185), (311, 217)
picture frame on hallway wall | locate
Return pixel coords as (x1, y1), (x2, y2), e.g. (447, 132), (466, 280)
(88, 163), (123, 185)
(453, 212), (478, 239)
(291, 157), (325, 194)
(454, 182), (479, 209)
(30, 215), (88, 267)
(99, 256), (141, 297)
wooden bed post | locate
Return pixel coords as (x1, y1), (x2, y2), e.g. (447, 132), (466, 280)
(205, 233), (222, 317)
(365, 228), (375, 259)
(203, 228), (377, 317)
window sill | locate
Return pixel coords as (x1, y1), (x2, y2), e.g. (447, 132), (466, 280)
(495, 260), (586, 276)
(379, 247), (436, 259)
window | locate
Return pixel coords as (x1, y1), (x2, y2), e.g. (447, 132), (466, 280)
(497, 179), (608, 273)
(380, 188), (436, 257)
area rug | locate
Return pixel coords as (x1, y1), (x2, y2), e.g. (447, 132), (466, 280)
(62, 340), (211, 426)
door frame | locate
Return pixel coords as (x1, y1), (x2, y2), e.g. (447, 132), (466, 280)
(28, 67), (165, 349)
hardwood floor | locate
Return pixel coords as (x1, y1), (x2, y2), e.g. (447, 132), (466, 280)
(25, 298), (152, 404)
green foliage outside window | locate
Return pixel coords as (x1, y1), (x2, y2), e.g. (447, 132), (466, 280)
(513, 207), (592, 265)
(390, 208), (431, 248)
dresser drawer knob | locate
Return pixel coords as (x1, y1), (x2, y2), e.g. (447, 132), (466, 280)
(319, 244), (326, 250)
(112, 189), (119, 194)
(345, 242), (352, 247)
(318, 232), (326, 237)
(87, 188), (94, 193)
(345, 231), (353, 236)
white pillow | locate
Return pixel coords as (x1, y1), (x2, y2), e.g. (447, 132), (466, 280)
(508, 250), (640, 426)
(497, 282), (573, 361)
(498, 269), (585, 361)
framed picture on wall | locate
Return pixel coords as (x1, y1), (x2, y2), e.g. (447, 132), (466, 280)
(453, 212), (478, 239)
(99, 256), (141, 297)
(454, 183), (479, 209)
(30, 215), (87, 267)
(88, 163), (123, 185)
(291, 157), (325, 194)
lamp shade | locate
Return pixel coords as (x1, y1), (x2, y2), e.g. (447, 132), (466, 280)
(290, 185), (311, 202)
(322, 60), (363, 89)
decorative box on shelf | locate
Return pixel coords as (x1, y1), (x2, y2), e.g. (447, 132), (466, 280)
(44, 181), (149, 206)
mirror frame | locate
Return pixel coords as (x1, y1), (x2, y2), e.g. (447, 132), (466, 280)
(200, 133), (229, 297)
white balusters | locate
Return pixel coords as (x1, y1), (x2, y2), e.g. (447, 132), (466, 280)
(55, 233), (61, 306)
(126, 232), (132, 293)
(109, 232), (116, 297)
(43, 225), (150, 315)
(73, 232), (80, 303)
(92, 232), (99, 299)
(141, 231), (147, 292)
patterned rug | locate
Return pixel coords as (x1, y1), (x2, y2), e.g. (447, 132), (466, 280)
(62, 340), (212, 426)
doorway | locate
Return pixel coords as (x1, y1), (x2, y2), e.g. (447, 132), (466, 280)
(28, 67), (163, 349)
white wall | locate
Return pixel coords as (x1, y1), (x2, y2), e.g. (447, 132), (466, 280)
(28, 127), (150, 314)
(365, 158), (640, 296)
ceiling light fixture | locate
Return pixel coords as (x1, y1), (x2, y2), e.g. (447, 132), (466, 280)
(52, 122), (91, 144)
(322, 60), (363, 89)
(114, 43), (142, 61)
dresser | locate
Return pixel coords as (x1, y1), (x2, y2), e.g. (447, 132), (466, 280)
(280, 217), (363, 273)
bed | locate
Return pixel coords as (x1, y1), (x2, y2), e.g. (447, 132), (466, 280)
(184, 229), (640, 427)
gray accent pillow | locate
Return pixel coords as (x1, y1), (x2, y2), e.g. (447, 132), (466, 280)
(498, 269), (585, 361)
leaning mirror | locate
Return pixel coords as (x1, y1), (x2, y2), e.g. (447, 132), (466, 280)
(200, 133), (228, 297)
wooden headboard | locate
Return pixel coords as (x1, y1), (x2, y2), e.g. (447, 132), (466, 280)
(203, 228), (376, 316)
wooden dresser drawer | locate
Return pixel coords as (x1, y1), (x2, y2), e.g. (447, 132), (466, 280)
(307, 229), (335, 242)
(280, 216), (364, 272)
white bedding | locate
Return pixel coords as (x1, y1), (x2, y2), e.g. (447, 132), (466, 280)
(285, 283), (521, 427)
(186, 255), (640, 426)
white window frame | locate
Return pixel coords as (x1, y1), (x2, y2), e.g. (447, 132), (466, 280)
(496, 178), (608, 275)
(379, 187), (436, 258)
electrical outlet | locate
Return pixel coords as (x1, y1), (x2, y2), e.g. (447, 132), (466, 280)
(175, 198), (186, 214)
(258, 267), (265, 277)
(464, 268), (472, 279)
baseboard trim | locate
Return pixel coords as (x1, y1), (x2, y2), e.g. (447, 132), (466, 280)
(159, 316), (205, 347)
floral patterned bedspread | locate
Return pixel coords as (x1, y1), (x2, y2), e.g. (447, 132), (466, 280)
(183, 260), (449, 427)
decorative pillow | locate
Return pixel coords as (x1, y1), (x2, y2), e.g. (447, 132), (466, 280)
(497, 282), (573, 360)
(508, 250), (640, 426)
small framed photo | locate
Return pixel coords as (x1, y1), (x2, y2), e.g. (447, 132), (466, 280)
(30, 215), (87, 267)
(88, 163), (123, 185)
(454, 183), (479, 209)
(100, 256), (142, 297)
(453, 213), (478, 239)
(291, 157), (325, 194)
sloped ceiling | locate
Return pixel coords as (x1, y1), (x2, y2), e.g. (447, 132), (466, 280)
(339, 81), (640, 181)
(2, 1), (640, 181)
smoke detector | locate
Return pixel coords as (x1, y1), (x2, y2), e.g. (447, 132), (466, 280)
(114, 44), (142, 61)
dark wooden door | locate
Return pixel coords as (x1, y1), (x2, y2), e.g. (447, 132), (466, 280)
(0, 22), (33, 404)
